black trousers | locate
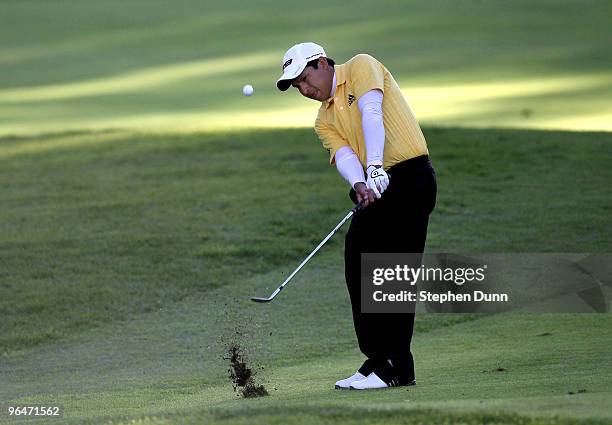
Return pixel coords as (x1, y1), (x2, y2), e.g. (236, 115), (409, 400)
(345, 155), (437, 383)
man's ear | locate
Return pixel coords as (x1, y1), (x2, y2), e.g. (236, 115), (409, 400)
(319, 56), (328, 69)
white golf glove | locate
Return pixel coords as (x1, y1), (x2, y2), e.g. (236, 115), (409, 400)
(366, 163), (389, 199)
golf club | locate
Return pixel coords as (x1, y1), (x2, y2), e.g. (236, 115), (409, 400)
(250, 203), (363, 303)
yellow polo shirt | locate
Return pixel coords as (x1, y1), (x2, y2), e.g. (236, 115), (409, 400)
(314, 54), (428, 170)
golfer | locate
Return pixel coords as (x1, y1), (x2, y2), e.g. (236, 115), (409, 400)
(276, 42), (437, 390)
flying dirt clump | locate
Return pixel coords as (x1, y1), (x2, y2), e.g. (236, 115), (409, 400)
(227, 343), (268, 398)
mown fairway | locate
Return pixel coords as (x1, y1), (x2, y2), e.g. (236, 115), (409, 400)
(1, 128), (611, 424)
(1, 0), (611, 424)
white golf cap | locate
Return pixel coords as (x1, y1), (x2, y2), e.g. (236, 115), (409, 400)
(276, 42), (327, 91)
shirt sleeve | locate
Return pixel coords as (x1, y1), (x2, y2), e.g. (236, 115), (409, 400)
(335, 146), (366, 188)
(351, 54), (385, 100)
(315, 114), (349, 165)
(358, 89), (385, 166)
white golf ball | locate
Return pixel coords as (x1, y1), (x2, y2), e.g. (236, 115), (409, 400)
(242, 84), (254, 96)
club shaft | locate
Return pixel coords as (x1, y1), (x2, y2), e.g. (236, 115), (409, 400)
(251, 204), (362, 302)
(274, 209), (355, 294)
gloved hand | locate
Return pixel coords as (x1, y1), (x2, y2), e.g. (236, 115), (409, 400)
(366, 163), (389, 199)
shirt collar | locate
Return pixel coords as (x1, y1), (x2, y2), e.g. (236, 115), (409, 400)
(329, 72), (337, 98)
(323, 64), (347, 109)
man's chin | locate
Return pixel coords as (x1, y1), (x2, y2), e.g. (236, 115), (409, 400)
(306, 91), (324, 102)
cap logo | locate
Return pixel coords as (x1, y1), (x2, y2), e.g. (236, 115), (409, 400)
(305, 52), (323, 60)
(282, 59), (292, 70)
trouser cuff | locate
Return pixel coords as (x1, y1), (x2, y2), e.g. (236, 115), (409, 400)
(357, 358), (378, 376)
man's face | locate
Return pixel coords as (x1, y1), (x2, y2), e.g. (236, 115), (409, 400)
(291, 58), (334, 102)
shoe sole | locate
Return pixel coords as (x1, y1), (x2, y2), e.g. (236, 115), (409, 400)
(349, 380), (416, 390)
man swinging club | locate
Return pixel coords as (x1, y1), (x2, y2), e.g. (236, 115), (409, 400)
(276, 42), (437, 390)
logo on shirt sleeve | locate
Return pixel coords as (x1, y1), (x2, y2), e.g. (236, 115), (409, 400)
(348, 94), (355, 106)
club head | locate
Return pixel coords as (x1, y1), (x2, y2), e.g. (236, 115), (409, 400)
(251, 287), (282, 303)
(250, 296), (273, 303)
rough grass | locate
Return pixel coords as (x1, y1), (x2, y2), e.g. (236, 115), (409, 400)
(1, 127), (610, 352)
(1, 0), (611, 133)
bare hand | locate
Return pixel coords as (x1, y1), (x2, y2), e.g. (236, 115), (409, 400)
(354, 182), (376, 208)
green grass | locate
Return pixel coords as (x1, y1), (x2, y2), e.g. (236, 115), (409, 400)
(1, 0), (612, 133)
(1, 1), (612, 423)
(1, 127), (611, 424)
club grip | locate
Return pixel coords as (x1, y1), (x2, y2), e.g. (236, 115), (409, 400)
(352, 202), (364, 214)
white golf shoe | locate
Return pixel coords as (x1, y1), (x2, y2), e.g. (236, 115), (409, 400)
(349, 372), (389, 390)
(334, 371), (367, 389)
